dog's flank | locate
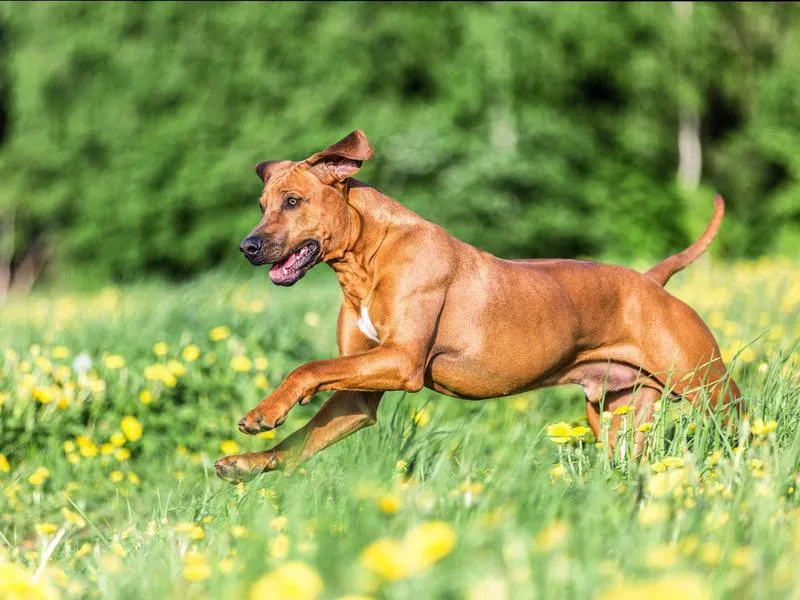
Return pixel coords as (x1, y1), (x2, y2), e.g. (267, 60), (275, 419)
(215, 130), (740, 484)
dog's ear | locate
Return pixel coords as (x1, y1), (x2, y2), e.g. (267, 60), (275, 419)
(306, 130), (374, 183)
(255, 161), (285, 183)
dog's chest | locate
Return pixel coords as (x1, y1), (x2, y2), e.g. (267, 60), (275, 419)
(356, 306), (381, 344)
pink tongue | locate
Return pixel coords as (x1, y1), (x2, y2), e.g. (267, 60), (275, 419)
(269, 250), (301, 280)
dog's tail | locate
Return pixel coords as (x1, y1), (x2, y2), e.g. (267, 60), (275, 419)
(646, 194), (725, 287)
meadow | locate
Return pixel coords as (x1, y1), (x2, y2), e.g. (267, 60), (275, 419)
(0, 257), (799, 600)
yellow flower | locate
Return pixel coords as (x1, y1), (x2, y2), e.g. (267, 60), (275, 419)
(183, 550), (212, 582)
(139, 390), (153, 405)
(35, 522), (59, 536)
(220, 440), (240, 455)
(62, 507), (86, 529)
(638, 503), (668, 526)
(230, 525), (249, 539)
(569, 425), (591, 440)
(258, 430), (277, 440)
(533, 521), (569, 552)
(115, 448), (131, 461)
(28, 466), (50, 486)
(404, 521), (456, 570)
(644, 544), (679, 569)
(360, 538), (409, 581)
(751, 419), (777, 436)
(182, 345), (200, 362)
(120, 416), (143, 442)
(638, 422), (653, 433)
(377, 494), (402, 515)
(729, 546), (753, 569)
(128, 472), (141, 485)
(174, 522), (205, 540)
(699, 542), (721, 566)
(101, 443), (114, 456)
(412, 408), (430, 427)
(739, 347), (756, 363)
(230, 356), (252, 373)
(153, 342), (169, 357)
(52, 346), (71, 359)
(270, 534), (290, 560)
(219, 558), (236, 575)
(75, 542), (93, 558)
(614, 405), (631, 416)
(545, 422), (572, 444)
(0, 453), (9, 473)
(111, 542), (127, 557)
(598, 574), (710, 600)
(255, 373), (269, 390)
(109, 471), (124, 483)
(209, 326), (231, 342)
(0, 561), (60, 600)
(109, 432), (125, 448)
(395, 460), (408, 473)
(254, 356), (269, 370)
(249, 562), (323, 600)
(104, 355), (126, 370)
(271, 516), (288, 532)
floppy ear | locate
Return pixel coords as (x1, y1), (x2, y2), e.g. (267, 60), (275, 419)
(306, 130), (374, 184)
(254, 160), (287, 183)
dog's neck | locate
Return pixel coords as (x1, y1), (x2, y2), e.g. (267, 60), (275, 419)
(325, 180), (407, 308)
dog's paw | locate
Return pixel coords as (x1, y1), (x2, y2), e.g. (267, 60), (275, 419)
(237, 410), (287, 435)
(214, 451), (281, 484)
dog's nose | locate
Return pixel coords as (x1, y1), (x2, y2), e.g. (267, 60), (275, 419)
(240, 236), (262, 258)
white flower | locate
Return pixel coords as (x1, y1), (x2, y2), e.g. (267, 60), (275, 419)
(72, 352), (93, 374)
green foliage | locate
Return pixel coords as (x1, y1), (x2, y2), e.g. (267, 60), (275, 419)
(0, 3), (799, 285)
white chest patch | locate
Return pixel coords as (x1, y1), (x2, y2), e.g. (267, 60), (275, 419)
(357, 306), (381, 344)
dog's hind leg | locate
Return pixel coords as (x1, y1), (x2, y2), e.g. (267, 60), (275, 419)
(586, 385), (662, 457)
(215, 390), (382, 483)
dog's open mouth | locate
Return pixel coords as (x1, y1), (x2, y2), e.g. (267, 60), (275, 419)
(268, 240), (321, 286)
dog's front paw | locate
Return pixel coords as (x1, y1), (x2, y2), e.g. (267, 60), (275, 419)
(237, 407), (288, 435)
(214, 451), (279, 484)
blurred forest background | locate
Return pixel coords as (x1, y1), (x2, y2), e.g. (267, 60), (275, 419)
(1, 2), (799, 293)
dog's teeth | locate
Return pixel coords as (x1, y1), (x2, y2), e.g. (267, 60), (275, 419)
(283, 267), (288, 276)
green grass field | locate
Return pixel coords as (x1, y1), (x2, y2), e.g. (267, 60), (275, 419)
(1, 258), (799, 600)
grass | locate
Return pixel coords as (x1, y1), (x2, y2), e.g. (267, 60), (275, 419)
(0, 257), (799, 599)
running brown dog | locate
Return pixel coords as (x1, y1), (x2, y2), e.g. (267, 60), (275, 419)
(214, 130), (740, 483)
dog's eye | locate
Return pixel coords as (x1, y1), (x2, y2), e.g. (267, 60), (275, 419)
(283, 196), (299, 209)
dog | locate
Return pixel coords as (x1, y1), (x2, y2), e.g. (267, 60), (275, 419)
(215, 130), (740, 483)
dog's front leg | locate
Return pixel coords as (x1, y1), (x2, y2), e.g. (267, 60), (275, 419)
(215, 390), (381, 483)
(238, 344), (425, 434)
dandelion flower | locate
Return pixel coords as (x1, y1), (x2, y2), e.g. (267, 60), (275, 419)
(183, 550), (212, 582)
(35, 522), (59, 536)
(254, 356), (269, 370)
(182, 345), (201, 362)
(377, 494), (401, 515)
(269, 534), (290, 560)
(230, 356), (252, 373)
(545, 422), (572, 444)
(220, 440), (240, 455)
(139, 390), (153, 405)
(0, 453), (9, 473)
(120, 416), (143, 442)
(109, 471), (124, 483)
(209, 326), (231, 342)
(28, 467), (50, 486)
(153, 342), (169, 357)
(104, 355), (125, 370)
(249, 562), (323, 600)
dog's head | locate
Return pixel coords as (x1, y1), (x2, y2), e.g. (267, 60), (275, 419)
(240, 130), (374, 286)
